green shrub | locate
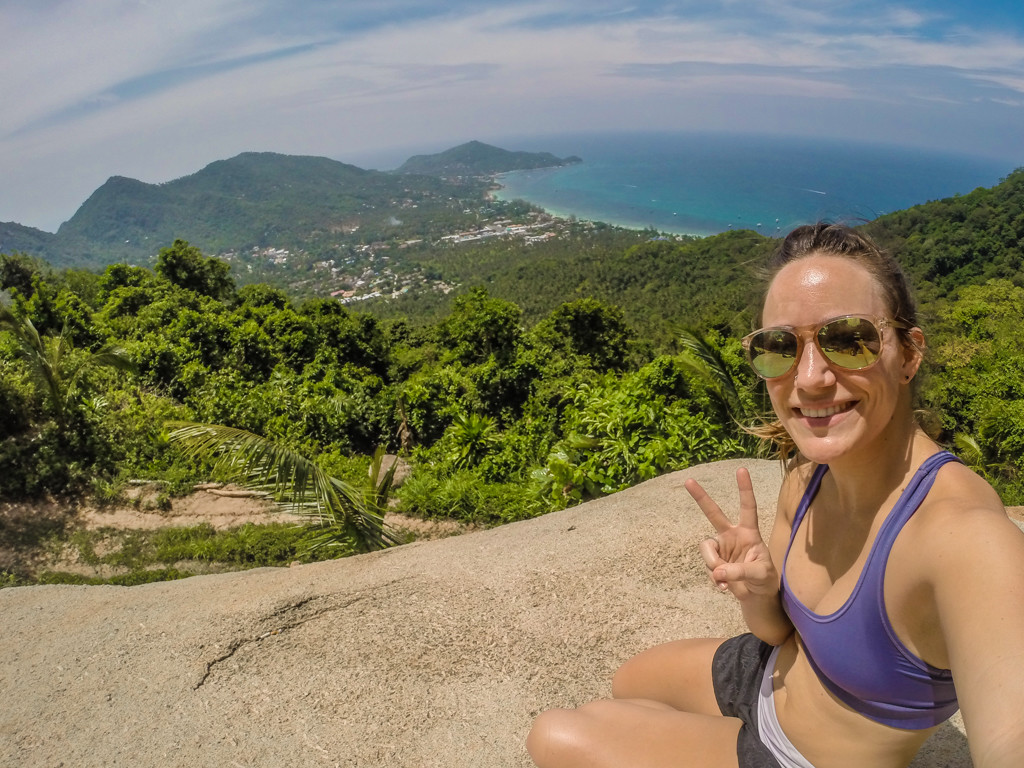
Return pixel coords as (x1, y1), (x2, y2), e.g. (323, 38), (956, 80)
(536, 362), (744, 508)
(33, 568), (193, 587)
(396, 467), (546, 524)
(153, 522), (334, 566)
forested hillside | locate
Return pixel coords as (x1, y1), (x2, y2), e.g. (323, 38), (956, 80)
(0, 143), (580, 275)
(2, 169), (1023, 587)
(355, 226), (771, 358)
(864, 168), (1024, 300)
(0, 152), (492, 270)
(0, 221), (58, 259)
(368, 170), (1024, 340)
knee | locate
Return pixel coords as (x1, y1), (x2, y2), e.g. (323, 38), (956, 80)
(527, 703), (613, 767)
(526, 708), (572, 767)
(528, 708), (569, 768)
(611, 652), (648, 699)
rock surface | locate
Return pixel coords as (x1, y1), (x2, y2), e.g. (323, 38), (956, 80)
(0, 459), (972, 767)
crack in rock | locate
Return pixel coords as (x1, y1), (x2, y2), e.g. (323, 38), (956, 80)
(192, 579), (409, 690)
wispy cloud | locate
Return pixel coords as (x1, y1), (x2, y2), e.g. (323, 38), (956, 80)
(964, 70), (1024, 95)
(2, 0), (1023, 230)
(9, 1), (1023, 137)
(10, 42), (323, 139)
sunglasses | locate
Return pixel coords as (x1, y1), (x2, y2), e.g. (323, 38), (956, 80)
(742, 315), (905, 380)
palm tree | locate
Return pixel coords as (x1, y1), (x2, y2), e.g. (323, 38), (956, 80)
(675, 328), (748, 421)
(0, 305), (135, 425)
(675, 328), (764, 454)
(167, 422), (404, 553)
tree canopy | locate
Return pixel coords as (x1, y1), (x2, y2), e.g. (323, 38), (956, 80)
(3, 165), (1024, 580)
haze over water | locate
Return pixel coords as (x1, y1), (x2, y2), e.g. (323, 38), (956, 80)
(492, 133), (1016, 237)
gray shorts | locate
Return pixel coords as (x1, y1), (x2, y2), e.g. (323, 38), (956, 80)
(712, 633), (784, 768)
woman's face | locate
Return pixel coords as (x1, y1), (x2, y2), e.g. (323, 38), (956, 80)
(761, 254), (921, 465)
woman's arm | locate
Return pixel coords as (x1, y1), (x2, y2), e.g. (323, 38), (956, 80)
(924, 489), (1024, 768)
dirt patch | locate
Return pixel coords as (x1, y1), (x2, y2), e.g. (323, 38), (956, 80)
(386, 511), (481, 540)
(79, 484), (477, 540)
(1, 484), (476, 582)
(82, 483), (296, 532)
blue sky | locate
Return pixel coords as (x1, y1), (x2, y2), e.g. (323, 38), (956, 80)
(4, 0), (1024, 232)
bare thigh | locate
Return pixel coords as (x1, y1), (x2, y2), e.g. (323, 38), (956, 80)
(612, 637), (726, 715)
(527, 698), (741, 768)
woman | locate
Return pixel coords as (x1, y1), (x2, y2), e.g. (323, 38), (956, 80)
(526, 224), (1024, 767)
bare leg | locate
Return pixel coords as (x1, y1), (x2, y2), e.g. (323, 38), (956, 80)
(612, 637), (726, 714)
(527, 699), (741, 768)
(527, 638), (737, 768)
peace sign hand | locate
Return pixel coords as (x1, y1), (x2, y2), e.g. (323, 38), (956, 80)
(684, 468), (779, 601)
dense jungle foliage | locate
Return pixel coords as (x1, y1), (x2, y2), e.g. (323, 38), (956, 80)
(2, 169), (1023, 584)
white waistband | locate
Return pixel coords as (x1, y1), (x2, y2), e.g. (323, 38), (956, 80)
(757, 646), (817, 768)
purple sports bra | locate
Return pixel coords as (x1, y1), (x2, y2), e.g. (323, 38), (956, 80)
(780, 451), (961, 729)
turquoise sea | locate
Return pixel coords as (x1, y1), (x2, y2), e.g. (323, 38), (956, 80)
(491, 132), (1016, 237)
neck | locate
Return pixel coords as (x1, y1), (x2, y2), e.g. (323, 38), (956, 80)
(820, 414), (936, 522)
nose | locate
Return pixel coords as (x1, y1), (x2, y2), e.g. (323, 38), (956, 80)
(794, 337), (836, 389)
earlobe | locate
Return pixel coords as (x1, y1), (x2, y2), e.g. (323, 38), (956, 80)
(902, 327), (926, 381)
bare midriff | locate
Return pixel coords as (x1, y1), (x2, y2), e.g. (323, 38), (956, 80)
(772, 636), (936, 768)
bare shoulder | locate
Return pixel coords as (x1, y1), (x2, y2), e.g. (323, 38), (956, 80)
(917, 458), (1012, 526)
(912, 458), (1024, 574)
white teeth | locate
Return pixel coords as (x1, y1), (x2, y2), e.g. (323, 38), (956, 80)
(801, 404), (851, 418)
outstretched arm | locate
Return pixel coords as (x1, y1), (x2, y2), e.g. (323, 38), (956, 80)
(926, 499), (1024, 768)
(684, 467), (794, 646)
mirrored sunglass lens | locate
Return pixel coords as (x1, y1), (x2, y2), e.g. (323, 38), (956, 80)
(749, 329), (798, 378)
(818, 318), (882, 369)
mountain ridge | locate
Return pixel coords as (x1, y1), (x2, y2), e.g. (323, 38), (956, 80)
(0, 142), (565, 270)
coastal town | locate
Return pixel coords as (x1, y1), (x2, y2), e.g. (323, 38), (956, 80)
(332, 212), (563, 305)
(218, 207), (579, 304)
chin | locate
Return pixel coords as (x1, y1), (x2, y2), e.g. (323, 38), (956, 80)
(795, 443), (850, 465)
(786, 427), (861, 465)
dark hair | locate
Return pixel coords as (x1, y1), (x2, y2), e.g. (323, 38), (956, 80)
(750, 223), (922, 465)
(760, 223), (919, 348)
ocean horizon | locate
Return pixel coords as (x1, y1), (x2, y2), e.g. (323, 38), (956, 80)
(490, 132), (1016, 237)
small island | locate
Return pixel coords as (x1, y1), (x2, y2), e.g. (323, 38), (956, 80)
(395, 140), (581, 177)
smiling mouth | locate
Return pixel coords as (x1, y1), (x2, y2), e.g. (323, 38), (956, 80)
(798, 402), (855, 419)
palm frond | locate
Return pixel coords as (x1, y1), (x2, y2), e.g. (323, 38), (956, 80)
(0, 305), (41, 352)
(953, 433), (983, 464)
(368, 445), (400, 503)
(86, 345), (138, 374)
(167, 421), (404, 552)
(952, 432), (995, 481)
(676, 328), (745, 419)
(2, 310), (137, 423)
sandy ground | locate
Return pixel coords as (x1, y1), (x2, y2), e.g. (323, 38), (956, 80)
(1, 459), (1000, 767)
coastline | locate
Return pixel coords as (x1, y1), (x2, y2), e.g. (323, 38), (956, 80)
(483, 133), (1013, 241)
(489, 171), (708, 239)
